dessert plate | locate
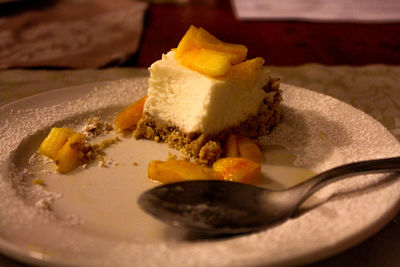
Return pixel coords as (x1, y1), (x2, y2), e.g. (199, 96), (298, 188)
(0, 79), (399, 266)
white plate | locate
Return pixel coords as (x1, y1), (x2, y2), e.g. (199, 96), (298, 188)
(0, 79), (399, 266)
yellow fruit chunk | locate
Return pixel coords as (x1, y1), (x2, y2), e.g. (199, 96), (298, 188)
(114, 96), (147, 132)
(39, 128), (86, 173)
(180, 48), (232, 76)
(222, 134), (239, 157)
(55, 133), (85, 173)
(213, 157), (261, 184)
(237, 136), (264, 163)
(175, 25), (248, 76)
(222, 134), (264, 163)
(175, 25), (197, 58)
(148, 160), (223, 183)
(195, 27), (247, 65)
(39, 128), (75, 160)
(225, 57), (265, 80)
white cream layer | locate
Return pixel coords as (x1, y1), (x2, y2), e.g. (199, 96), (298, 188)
(144, 51), (269, 135)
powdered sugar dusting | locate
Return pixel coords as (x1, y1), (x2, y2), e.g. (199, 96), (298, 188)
(0, 82), (399, 267)
(0, 79), (148, 265)
(0, 79), (147, 161)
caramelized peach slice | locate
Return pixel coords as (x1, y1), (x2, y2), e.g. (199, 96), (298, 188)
(114, 96), (147, 132)
(175, 25), (197, 58)
(225, 57), (265, 80)
(148, 160), (223, 183)
(176, 26), (247, 64)
(222, 134), (239, 157)
(213, 157), (261, 184)
(194, 27), (248, 64)
(180, 48), (233, 76)
(39, 127), (75, 160)
(55, 133), (85, 173)
(223, 134), (264, 163)
(237, 136), (264, 163)
(175, 26), (248, 75)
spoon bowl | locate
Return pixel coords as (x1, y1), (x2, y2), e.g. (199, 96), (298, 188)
(138, 156), (400, 234)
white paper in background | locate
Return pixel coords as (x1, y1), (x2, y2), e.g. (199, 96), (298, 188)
(232, 0), (400, 22)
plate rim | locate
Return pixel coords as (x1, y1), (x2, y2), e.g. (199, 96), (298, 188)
(0, 80), (399, 266)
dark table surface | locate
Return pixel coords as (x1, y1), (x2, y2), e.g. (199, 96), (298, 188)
(127, 0), (400, 68)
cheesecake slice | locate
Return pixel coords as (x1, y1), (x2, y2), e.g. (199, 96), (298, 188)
(134, 26), (281, 165)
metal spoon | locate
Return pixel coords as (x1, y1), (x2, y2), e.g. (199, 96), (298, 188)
(138, 156), (400, 235)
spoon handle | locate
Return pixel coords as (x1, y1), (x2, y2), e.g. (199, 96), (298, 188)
(292, 156), (400, 205)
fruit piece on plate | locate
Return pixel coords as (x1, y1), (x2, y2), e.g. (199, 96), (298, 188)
(213, 157), (261, 184)
(39, 128), (86, 173)
(222, 134), (239, 157)
(114, 96), (147, 132)
(39, 127), (75, 160)
(54, 133), (85, 173)
(180, 48), (233, 76)
(148, 160), (223, 183)
(237, 136), (264, 163)
(223, 134), (264, 163)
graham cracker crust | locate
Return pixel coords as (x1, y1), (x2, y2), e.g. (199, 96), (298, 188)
(133, 77), (281, 165)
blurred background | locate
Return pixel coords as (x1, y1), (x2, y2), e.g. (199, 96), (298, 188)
(1, 0), (400, 69)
